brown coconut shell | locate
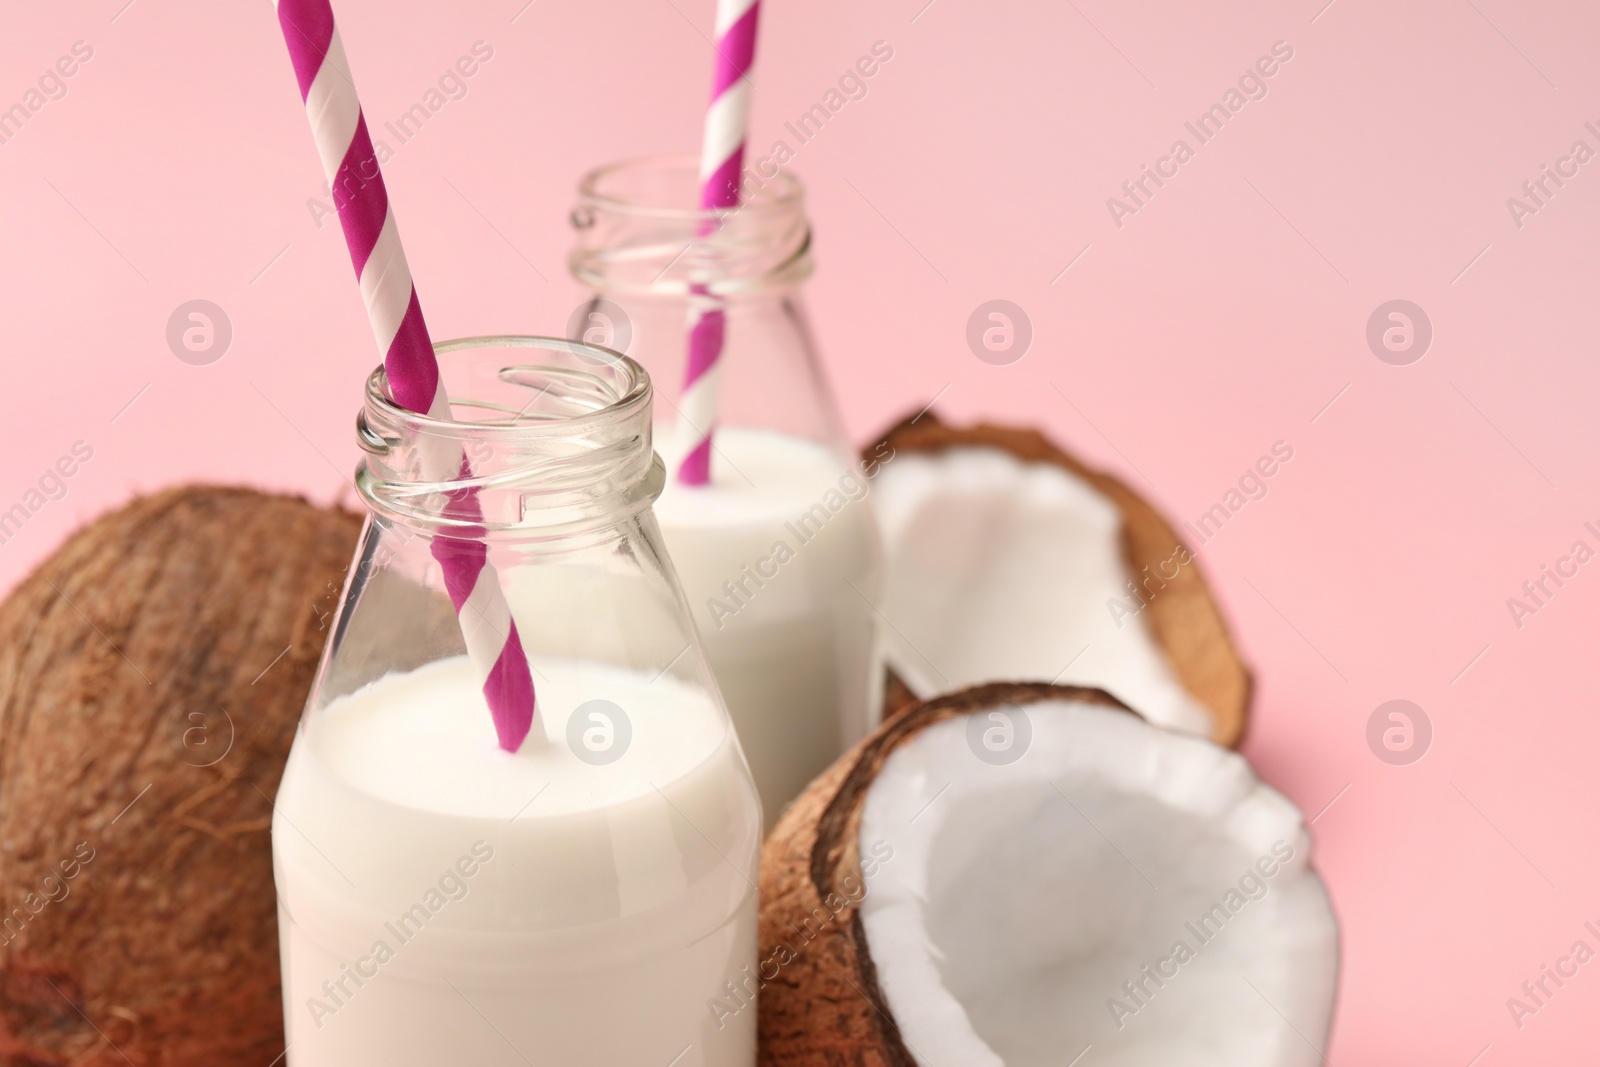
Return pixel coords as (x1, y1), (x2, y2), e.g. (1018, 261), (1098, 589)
(0, 486), (362, 1066)
(759, 682), (1133, 1067)
(866, 411), (1252, 749)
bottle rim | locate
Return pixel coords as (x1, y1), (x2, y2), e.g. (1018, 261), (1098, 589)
(575, 154), (804, 222)
(571, 156), (812, 297)
(362, 335), (646, 440)
(356, 336), (663, 538)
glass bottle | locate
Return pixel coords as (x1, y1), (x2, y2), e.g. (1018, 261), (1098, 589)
(569, 156), (886, 830)
(273, 337), (761, 1067)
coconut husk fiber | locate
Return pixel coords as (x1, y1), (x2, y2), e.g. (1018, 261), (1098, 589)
(0, 486), (361, 1066)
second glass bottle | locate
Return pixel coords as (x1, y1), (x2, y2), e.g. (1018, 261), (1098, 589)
(570, 157), (886, 828)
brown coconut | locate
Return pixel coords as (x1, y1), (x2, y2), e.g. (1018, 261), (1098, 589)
(0, 486), (361, 1066)
(758, 682), (1126, 1066)
(758, 683), (1338, 1065)
(867, 412), (1251, 748)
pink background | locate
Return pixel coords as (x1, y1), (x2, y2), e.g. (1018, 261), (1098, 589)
(4, 0), (1598, 1061)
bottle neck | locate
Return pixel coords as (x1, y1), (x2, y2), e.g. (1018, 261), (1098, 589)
(355, 336), (662, 543)
(569, 155), (813, 300)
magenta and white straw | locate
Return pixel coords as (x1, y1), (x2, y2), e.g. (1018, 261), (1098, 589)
(275, 0), (538, 752)
(675, 0), (762, 485)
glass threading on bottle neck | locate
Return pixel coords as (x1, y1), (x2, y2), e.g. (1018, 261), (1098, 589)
(569, 155), (812, 299)
(355, 336), (662, 543)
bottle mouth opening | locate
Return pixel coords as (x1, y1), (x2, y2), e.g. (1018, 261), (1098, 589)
(363, 336), (647, 438)
(357, 337), (662, 537)
(570, 157), (812, 296)
(574, 154), (803, 223)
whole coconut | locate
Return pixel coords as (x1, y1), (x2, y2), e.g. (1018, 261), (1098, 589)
(0, 487), (360, 1065)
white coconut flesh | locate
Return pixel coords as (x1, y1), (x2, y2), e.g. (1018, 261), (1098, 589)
(872, 446), (1214, 736)
(857, 698), (1338, 1067)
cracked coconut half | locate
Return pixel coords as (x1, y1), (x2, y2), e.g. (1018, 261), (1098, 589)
(868, 413), (1251, 747)
(758, 684), (1339, 1067)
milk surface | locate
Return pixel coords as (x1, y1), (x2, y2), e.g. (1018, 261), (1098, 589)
(654, 427), (883, 829)
(275, 656), (760, 1066)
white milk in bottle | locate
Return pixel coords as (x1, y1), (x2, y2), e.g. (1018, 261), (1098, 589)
(275, 657), (756, 1066)
(654, 426), (885, 828)
(572, 158), (886, 827)
(274, 339), (762, 1067)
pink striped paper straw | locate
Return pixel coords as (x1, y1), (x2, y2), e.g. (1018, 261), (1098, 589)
(275, 0), (538, 752)
(675, 0), (762, 485)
